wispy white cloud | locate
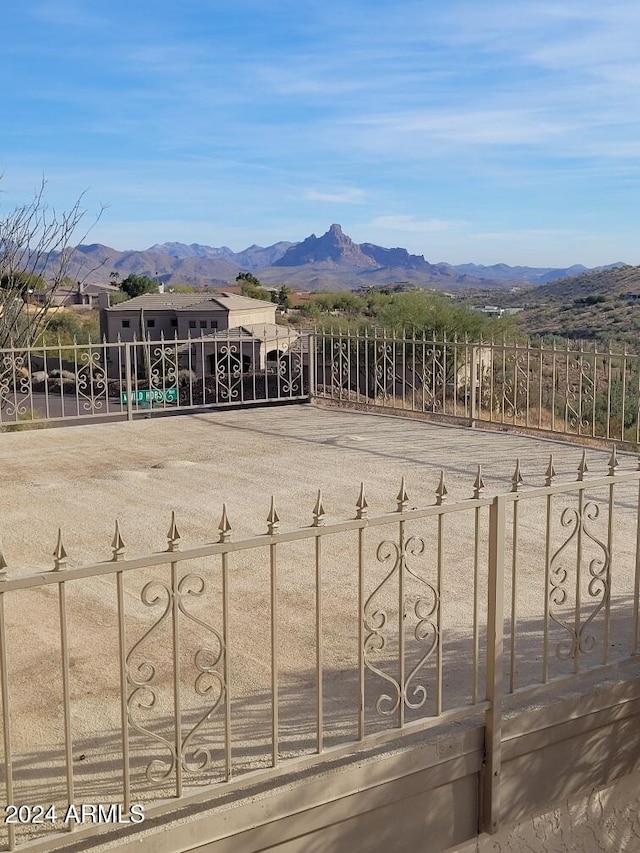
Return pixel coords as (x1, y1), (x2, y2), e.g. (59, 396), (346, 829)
(304, 187), (366, 204)
(469, 227), (581, 243)
(260, 72), (367, 97)
(30, 0), (108, 29)
(349, 109), (572, 146)
(462, 224), (636, 267)
(368, 215), (463, 233)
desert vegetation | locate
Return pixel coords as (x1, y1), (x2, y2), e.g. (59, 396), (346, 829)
(465, 265), (640, 350)
(293, 287), (512, 339)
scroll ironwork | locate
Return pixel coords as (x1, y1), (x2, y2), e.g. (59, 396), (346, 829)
(363, 535), (439, 717)
(126, 573), (226, 784)
(548, 501), (610, 663)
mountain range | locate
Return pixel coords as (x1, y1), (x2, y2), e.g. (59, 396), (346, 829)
(57, 224), (626, 292)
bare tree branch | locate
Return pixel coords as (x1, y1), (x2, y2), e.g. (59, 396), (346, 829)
(0, 177), (106, 347)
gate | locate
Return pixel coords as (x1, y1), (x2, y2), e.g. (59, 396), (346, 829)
(0, 328), (311, 428)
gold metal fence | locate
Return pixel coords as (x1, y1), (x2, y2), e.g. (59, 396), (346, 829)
(0, 449), (639, 848)
(0, 326), (309, 428)
(2, 329), (640, 450)
(314, 329), (640, 448)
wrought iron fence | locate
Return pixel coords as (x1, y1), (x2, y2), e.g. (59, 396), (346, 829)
(2, 329), (640, 448)
(0, 449), (638, 848)
(314, 329), (640, 448)
(0, 327), (309, 428)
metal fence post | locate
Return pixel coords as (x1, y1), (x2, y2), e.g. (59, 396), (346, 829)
(482, 493), (506, 834)
(308, 331), (316, 400)
(470, 345), (478, 426)
(124, 343), (134, 422)
(0, 572), (15, 851)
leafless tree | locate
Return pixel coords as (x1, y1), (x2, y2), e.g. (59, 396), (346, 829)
(0, 178), (106, 348)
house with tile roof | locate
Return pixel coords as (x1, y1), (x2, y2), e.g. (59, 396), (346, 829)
(99, 291), (297, 378)
(100, 291), (277, 340)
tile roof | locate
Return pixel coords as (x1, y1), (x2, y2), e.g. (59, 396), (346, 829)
(106, 292), (275, 311)
(106, 293), (206, 310)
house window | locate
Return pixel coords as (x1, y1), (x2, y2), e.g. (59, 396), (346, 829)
(210, 320), (218, 329)
(122, 320), (130, 329)
(147, 319), (155, 328)
(170, 319), (178, 328)
(189, 320), (196, 329)
(200, 320), (207, 329)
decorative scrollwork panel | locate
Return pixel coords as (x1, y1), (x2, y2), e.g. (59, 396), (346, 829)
(565, 354), (596, 433)
(126, 572), (226, 786)
(148, 344), (178, 396)
(77, 349), (108, 413)
(363, 534), (439, 720)
(215, 345), (242, 402)
(330, 340), (350, 398)
(0, 353), (33, 419)
(374, 343), (394, 401)
(548, 500), (610, 666)
(414, 345), (446, 412)
(502, 350), (528, 420)
(277, 350), (304, 396)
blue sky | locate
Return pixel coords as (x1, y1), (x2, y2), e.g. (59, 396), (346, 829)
(2, 0), (640, 266)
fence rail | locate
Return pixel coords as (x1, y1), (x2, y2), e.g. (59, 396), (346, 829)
(0, 448), (639, 848)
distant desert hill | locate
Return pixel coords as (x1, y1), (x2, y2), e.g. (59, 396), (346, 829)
(499, 265), (640, 346)
(34, 225), (628, 292)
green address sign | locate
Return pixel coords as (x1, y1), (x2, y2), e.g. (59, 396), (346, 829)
(121, 388), (178, 404)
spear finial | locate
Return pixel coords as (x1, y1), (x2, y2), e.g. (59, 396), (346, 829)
(436, 470), (448, 505)
(218, 504), (231, 542)
(577, 450), (589, 481)
(356, 482), (368, 519)
(313, 490), (326, 527)
(396, 476), (408, 512)
(608, 445), (619, 477)
(473, 464), (485, 499)
(267, 496), (280, 534)
(53, 529), (68, 571)
(511, 459), (523, 492)
(545, 454), (556, 487)
(111, 520), (125, 562)
(167, 511), (181, 552)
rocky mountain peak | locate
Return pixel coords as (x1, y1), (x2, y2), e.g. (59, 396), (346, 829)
(274, 224), (375, 267)
(273, 223), (436, 272)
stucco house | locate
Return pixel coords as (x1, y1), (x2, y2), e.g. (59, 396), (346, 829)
(35, 280), (120, 307)
(100, 292), (278, 340)
(99, 291), (297, 377)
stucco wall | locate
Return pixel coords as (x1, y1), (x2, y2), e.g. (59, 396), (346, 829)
(104, 308), (178, 342)
(82, 669), (640, 853)
(228, 305), (277, 326)
(452, 770), (640, 852)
